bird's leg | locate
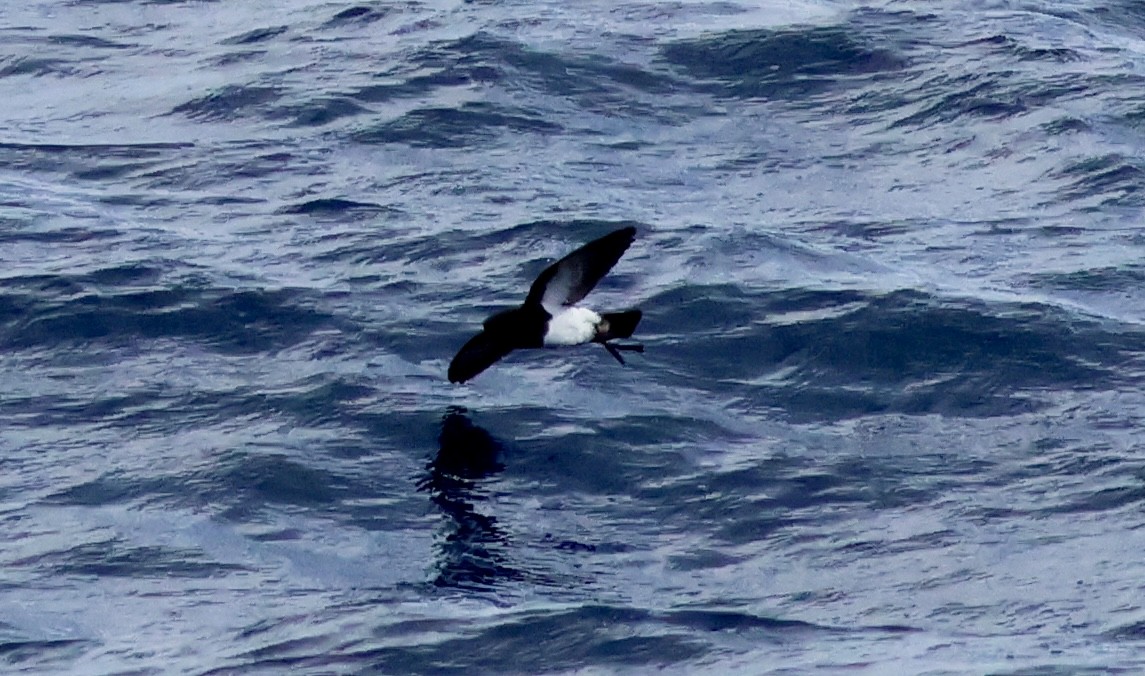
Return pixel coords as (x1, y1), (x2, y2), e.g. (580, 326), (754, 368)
(604, 342), (626, 365)
(603, 342), (644, 365)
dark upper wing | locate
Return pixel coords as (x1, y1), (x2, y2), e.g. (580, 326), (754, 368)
(448, 330), (514, 383)
(524, 226), (636, 314)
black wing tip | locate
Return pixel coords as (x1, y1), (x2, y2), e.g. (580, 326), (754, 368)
(590, 226), (637, 250)
(446, 360), (468, 383)
(448, 330), (512, 384)
(610, 225), (637, 244)
(604, 226), (637, 258)
(447, 355), (481, 384)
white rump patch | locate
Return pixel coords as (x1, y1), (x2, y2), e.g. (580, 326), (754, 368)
(544, 306), (601, 346)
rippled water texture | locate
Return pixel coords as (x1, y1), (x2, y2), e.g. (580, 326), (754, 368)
(4, 1), (1145, 673)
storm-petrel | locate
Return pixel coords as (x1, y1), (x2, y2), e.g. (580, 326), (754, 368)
(448, 226), (643, 384)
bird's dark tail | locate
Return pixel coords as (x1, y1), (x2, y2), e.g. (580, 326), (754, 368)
(595, 310), (642, 342)
(596, 310), (643, 365)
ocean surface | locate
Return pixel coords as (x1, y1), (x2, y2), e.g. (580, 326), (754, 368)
(3, 0), (1145, 673)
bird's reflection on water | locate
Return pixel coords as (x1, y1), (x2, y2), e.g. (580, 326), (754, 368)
(419, 406), (520, 589)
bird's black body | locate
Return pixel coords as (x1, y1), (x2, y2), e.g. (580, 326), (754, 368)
(482, 306), (548, 347)
(448, 227), (643, 384)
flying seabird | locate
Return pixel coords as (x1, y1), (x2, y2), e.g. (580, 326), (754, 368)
(448, 226), (644, 384)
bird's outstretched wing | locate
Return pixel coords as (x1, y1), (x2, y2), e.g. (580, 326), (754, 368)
(448, 330), (514, 384)
(524, 226), (636, 314)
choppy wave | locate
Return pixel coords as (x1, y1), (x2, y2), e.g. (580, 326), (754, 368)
(4, 0), (1145, 673)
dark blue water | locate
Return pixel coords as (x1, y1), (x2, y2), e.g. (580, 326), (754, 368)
(4, 1), (1145, 673)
